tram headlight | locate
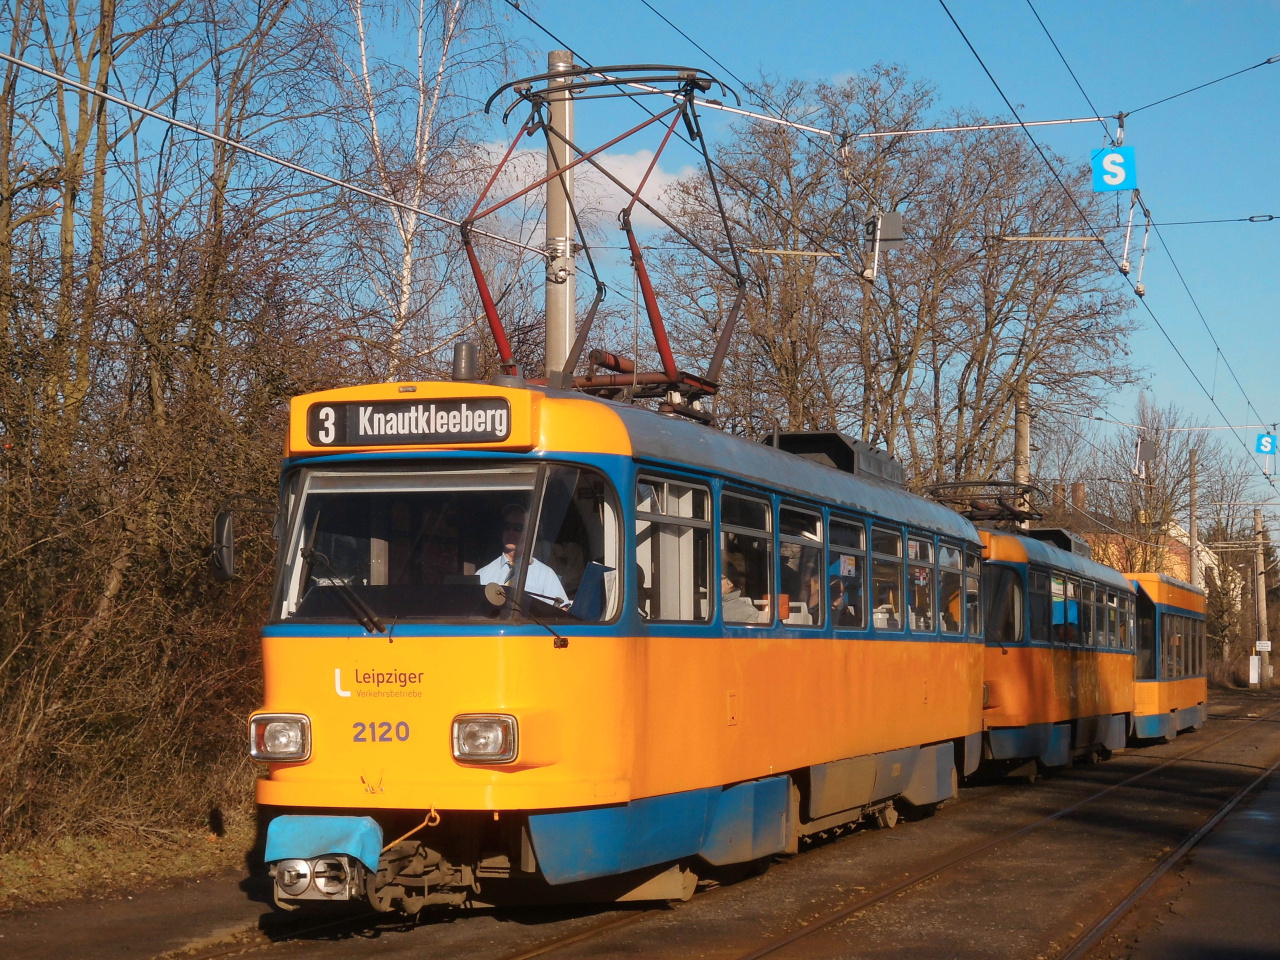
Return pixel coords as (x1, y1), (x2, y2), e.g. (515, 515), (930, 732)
(452, 714), (518, 763)
(249, 714), (311, 762)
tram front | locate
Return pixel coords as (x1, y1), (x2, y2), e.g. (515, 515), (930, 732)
(241, 380), (635, 911)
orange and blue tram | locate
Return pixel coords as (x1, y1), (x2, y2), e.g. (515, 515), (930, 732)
(243, 377), (987, 910)
(1126, 573), (1208, 741)
(234, 375), (1214, 912)
(978, 529), (1138, 769)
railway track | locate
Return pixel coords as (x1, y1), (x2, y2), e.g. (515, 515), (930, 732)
(153, 703), (1280, 960)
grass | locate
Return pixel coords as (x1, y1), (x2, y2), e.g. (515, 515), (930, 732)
(0, 804), (256, 913)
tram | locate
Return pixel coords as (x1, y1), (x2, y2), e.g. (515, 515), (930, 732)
(236, 374), (986, 910)
(978, 529), (1138, 771)
(1126, 573), (1208, 741)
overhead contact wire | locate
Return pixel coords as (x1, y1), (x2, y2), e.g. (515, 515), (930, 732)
(0, 52), (545, 256)
(1020, 2), (1272, 438)
(1024, 0), (1113, 142)
(936, 0), (1276, 490)
(1019, 7), (1273, 466)
(502, 0), (850, 265)
(1129, 51), (1280, 115)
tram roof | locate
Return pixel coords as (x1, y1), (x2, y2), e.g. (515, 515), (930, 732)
(1005, 532), (1135, 592)
(607, 401), (980, 545)
(1127, 571), (1207, 613)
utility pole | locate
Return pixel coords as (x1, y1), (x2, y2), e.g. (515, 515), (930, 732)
(544, 50), (577, 383)
(1013, 378), (1031, 530)
(1188, 447), (1199, 589)
(1255, 508), (1271, 685)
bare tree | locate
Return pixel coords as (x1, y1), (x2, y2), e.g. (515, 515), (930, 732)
(0, 0), (520, 850)
(654, 69), (1135, 487)
(323, 0), (518, 379)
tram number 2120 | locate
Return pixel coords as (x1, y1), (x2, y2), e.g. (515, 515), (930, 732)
(353, 721), (410, 742)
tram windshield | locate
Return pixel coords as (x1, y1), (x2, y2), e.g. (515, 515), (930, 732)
(275, 463), (620, 624)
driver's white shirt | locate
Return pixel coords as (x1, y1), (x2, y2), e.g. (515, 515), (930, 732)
(476, 555), (569, 605)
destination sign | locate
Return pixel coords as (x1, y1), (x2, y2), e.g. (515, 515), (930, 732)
(306, 398), (512, 447)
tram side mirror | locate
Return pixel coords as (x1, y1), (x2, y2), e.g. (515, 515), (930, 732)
(212, 510), (236, 581)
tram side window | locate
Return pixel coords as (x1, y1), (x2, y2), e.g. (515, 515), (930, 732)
(1028, 570), (1051, 642)
(1161, 614), (1174, 678)
(1050, 576), (1076, 644)
(939, 544), (964, 635)
(1106, 592), (1118, 648)
(635, 477), (711, 621)
(966, 549), (983, 637)
(1096, 587), (1107, 647)
(1081, 581), (1095, 646)
(982, 564), (1025, 646)
(721, 492), (773, 624)
(1165, 614), (1186, 678)
(1197, 618), (1206, 674)
(871, 526), (903, 630)
(829, 518), (867, 630)
(780, 506), (823, 627)
(907, 536), (936, 632)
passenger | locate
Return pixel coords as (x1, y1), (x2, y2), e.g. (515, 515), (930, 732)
(721, 558), (761, 623)
(829, 577), (847, 620)
(476, 504), (569, 606)
(800, 557), (823, 623)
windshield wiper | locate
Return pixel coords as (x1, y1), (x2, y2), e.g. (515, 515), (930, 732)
(484, 582), (568, 648)
(302, 548), (386, 634)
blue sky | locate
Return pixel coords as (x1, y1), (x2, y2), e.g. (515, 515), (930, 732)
(497, 0), (1280, 496)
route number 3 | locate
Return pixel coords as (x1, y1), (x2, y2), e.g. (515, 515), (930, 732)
(317, 406), (336, 444)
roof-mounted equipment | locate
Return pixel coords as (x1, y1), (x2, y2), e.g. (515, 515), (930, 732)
(763, 431), (905, 486)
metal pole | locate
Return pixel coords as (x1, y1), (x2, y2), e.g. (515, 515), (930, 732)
(1014, 378), (1031, 530)
(1188, 447), (1200, 589)
(1257, 508), (1271, 683)
(544, 50), (576, 381)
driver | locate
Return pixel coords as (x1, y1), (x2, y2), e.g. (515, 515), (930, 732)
(476, 504), (569, 606)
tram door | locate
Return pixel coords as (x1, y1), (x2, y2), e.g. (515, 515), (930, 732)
(1135, 587), (1157, 679)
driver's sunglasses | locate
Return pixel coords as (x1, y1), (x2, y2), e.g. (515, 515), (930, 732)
(503, 521), (525, 532)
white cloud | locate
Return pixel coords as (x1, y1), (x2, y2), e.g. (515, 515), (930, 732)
(472, 144), (697, 241)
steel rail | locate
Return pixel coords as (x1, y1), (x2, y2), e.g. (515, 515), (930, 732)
(160, 909), (381, 960)
(493, 908), (661, 960)
(728, 705), (1280, 960)
(163, 904), (656, 960)
(157, 706), (1279, 960)
(1059, 752), (1280, 960)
